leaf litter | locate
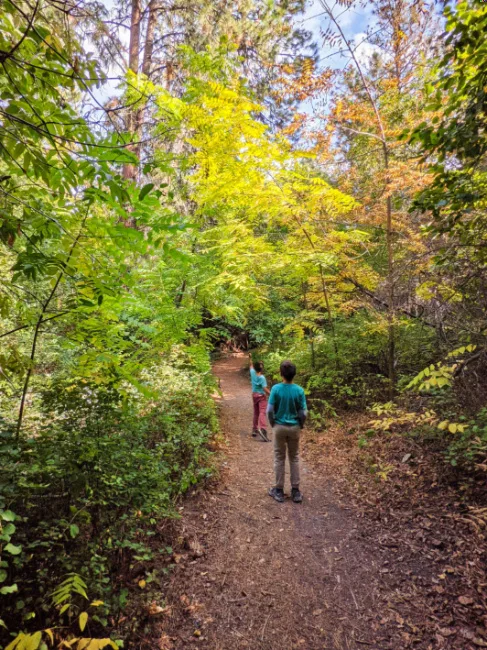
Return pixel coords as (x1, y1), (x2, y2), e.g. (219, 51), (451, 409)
(139, 355), (487, 649)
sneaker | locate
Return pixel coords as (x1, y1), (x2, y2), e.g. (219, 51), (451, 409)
(291, 488), (303, 503)
(258, 428), (270, 442)
(268, 487), (284, 503)
(251, 429), (258, 437)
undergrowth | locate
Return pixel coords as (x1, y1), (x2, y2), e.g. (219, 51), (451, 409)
(0, 345), (219, 648)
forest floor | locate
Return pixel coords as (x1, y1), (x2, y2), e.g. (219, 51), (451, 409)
(151, 354), (487, 650)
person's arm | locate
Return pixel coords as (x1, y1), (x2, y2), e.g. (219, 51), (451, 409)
(267, 387), (276, 427)
(297, 389), (308, 429)
(262, 375), (270, 397)
(248, 353), (254, 370)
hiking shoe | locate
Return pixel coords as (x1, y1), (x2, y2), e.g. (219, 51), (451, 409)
(291, 488), (303, 503)
(258, 428), (270, 442)
(268, 487), (284, 503)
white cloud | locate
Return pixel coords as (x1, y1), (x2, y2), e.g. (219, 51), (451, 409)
(353, 31), (380, 65)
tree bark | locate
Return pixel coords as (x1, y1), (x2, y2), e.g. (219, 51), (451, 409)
(133, 0), (159, 163)
(142, 0), (158, 77)
(123, 0), (142, 184)
(384, 147), (396, 398)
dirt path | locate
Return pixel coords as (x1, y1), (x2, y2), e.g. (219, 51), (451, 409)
(158, 354), (404, 649)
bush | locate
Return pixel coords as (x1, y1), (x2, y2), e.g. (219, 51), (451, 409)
(261, 312), (437, 409)
(0, 346), (218, 644)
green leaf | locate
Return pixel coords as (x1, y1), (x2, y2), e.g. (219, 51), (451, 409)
(139, 183), (154, 201)
(0, 584), (18, 595)
(79, 611), (89, 632)
(1, 511), (16, 522)
(4, 543), (21, 555)
(2, 523), (16, 537)
(69, 524), (80, 539)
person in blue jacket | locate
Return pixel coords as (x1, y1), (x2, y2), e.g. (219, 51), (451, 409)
(249, 354), (270, 441)
(267, 360), (307, 503)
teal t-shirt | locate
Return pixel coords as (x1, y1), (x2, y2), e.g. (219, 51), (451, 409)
(250, 368), (267, 394)
(268, 382), (307, 426)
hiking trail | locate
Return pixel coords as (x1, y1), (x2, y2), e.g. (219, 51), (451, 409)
(158, 353), (400, 650)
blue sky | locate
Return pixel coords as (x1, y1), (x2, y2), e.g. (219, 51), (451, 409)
(299, 0), (377, 70)
(294, 1), (378, 118)
(92, 1), (377, 105)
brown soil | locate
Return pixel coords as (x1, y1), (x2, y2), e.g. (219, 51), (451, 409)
(154, 355), (393, 649)
(153, 354), (487, 650)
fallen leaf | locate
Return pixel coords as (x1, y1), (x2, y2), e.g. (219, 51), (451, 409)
(189, 539), (204, 558)
(459, 628), (487, 647)
(158, 633), (173, 649)
(138, 579), (146, 589)
(439, 628), (456, 638)
(458, 596), (474, 606)
(148, 603), (170, 617)
(313, 609), (323, 616)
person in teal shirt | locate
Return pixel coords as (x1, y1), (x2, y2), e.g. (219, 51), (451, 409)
(249, 354), (270, 441)
(267, 360), (307, 503)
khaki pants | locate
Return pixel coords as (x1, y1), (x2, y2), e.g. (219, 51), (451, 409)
(273, 424), (301, 489)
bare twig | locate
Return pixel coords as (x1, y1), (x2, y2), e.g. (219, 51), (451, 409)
(260, 612), (271, 642)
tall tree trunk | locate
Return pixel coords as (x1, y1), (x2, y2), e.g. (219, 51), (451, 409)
(133, 0), (158, 163)
(142, 0), (157, 77)
(123, 0), (141, 184)
(384, 148), (395, 398)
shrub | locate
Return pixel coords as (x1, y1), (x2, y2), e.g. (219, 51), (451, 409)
(0, 347), (218, 644)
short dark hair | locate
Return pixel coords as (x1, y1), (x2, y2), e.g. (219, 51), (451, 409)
(280, 360), (296, 381)
(254, 361), (264, 373)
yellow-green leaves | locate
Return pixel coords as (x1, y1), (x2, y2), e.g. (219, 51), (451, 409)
(438, 421), (468, 434)
(5, 632), (118, 650)
(407, 346), (480, 392)
(5, 631), (42, 650)
(79, 612), (88, 632)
